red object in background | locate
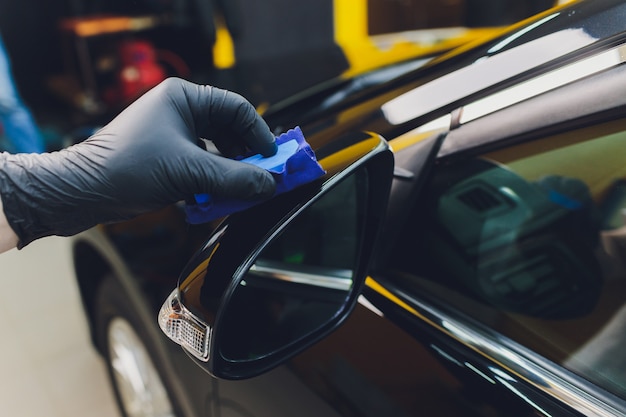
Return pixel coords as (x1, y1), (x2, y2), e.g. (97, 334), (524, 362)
(101, 39), (190, 107)
(117, 39), (166, 102)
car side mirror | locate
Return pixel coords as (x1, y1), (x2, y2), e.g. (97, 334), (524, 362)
(158, 132), (394, 379)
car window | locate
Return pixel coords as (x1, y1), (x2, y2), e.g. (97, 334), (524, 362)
(389, 116), (626, 400)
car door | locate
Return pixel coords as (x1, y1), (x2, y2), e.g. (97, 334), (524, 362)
(360, 61), (626, 415)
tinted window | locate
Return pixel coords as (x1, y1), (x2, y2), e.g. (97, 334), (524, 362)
(391, 117), (626, 399)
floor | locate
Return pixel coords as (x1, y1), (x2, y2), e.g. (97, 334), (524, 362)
(0, 236), (120, 417)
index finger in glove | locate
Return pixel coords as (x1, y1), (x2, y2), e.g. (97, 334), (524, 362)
(186, 82), (277, 157)
(179, 149), (277, 200)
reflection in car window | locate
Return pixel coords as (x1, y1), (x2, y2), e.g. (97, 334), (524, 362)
(261, 171), (364, 274)
(219, 169), (369, 361)
(390, 117), (626, 400)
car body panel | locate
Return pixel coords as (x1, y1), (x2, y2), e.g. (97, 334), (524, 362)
(211, 0), (564, 107)
(263, 0), (626, 128)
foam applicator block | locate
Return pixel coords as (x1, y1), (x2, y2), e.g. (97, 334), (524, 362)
(185, 126), (326, 224)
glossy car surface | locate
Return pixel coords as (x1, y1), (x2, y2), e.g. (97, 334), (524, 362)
(71, 1), (626, 416)
(211, 0), (557, 107)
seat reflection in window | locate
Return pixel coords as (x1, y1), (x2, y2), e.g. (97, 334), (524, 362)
(420, 158), (601, 319)
(398, 122), (626, 400)
(563, 178), (626, 397)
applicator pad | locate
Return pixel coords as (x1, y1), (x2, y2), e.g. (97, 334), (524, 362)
(185, 126), (326, 224)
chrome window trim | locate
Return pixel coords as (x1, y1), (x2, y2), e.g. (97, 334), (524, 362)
(459, 43), (626, 124)
(438, 48), (626, 157)
(376, 283), (625, 417)
(380, 18), (596, 126)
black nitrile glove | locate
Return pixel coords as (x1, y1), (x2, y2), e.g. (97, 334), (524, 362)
(0, 77), (277, 248)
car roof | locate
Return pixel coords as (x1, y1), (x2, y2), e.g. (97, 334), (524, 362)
(265, 0), (626, 145)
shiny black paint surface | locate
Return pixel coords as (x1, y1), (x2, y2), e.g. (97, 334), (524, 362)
(265, 0), (626, 140)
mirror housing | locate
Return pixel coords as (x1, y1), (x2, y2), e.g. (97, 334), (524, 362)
(159, 131), (394, 379)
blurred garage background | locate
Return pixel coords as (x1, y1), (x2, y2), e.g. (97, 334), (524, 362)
(0, 1), (563, 416)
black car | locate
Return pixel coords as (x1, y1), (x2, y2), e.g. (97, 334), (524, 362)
(71, 1), (626, 416)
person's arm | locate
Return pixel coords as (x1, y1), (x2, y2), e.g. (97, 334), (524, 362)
(0, 77), (277, 251)
(0, 197), (18, 253)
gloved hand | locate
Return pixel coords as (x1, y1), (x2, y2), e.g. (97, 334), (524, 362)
(0, 77), (277, 248)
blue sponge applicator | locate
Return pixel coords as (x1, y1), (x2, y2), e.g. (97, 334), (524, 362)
(185, 126), (326, 224)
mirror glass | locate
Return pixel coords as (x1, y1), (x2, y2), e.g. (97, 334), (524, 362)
(219, 167), (369, 361)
